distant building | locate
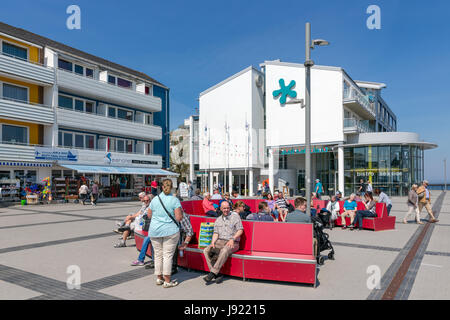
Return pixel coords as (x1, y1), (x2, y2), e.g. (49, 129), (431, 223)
(196, 60), (437, 197)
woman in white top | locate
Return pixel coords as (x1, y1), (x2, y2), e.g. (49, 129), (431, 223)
(78, 183), (89, 205)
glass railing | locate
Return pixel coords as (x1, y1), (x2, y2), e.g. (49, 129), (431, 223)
(0, 95), (52, 108)
(343, 87), (375, 116)
(343, 118), (373, 133)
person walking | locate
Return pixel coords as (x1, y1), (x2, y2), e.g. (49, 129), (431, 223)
(403, 184), (423, 224)
(314, 179), (323, 200)
(148, 179), (183, 288)
(416, 180), (439, 223)
(78, 183), (89, 205)
(91, 181), (99, 206)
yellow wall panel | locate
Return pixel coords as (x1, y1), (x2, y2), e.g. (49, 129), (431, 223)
(0, 76), (40, 104)
(0, 118), (40, 145)
(0, 35), (40, 63)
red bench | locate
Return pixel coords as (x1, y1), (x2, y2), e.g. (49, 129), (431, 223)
(136, 214), (317, 286)
(333, 201), (395, 231)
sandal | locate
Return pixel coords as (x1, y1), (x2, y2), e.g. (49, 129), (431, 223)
(156, 278), (164, 285)
(163, 280), (178, 288)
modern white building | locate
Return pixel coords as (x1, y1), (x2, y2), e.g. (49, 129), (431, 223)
(197, 60), (437, 197)
(0, 22), (174, 201)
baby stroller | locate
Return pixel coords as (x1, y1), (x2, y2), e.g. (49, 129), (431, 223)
(311, 216), (335, 265)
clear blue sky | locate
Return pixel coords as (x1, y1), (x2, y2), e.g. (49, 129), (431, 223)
(1, 0), (449, 182)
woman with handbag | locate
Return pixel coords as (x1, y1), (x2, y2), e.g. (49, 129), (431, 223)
(147, 179), (183, 288)
(403, 184), (423, 224)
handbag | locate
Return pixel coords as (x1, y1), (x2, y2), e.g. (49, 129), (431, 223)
(157, 194), (180, 229)
(198, 222), (215, 248)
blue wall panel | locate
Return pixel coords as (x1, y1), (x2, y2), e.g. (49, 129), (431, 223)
(152, 85), (170, 168)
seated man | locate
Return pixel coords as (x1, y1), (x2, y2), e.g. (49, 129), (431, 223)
(274, 192), (290, 221)
(246, 201), (277, 221)
(285, 197), (312, 223)
(341, 193), (357, 229)
(202, 192), (219, 217)
(203, 201), (244, 284)
(114, 193), (149, 248)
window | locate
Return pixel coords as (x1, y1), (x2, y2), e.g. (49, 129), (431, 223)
(75, 134), (84, 148)
(117, 78), (132, 89)
(145, 113), (153, 125)
(74, 64), (84, 75)
(127, 140), (133, 153)
(108, 75), (116, 85)
(145, 86), (151, 95)
(117, 139), (125, 152)
(58, 131), (62, 146)
(3, 83), (28, 102)
(85, 135), (95, 149)
(86, 68), (94, 78)
(63, 132), (73, 147)
(58, 95), (73, 109)
(146, 142), (153, 154)
(74, 99), (84, 112)
(2, 42), (27, 60)
(58, 59), (73, 72)
(85, 101), (94, 113)
(108, 106), (116, 118)
(117, 108), (133, 121)
(2, 124), (28, 144)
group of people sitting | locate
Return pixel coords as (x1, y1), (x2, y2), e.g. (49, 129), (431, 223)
(113, 180), (194, 288)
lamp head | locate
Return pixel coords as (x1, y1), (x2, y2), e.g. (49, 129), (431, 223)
(312, 39), (330, 46)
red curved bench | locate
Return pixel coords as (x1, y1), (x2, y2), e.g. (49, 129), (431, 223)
(135, 214), (317, 286)
(333, 201), (395, 231)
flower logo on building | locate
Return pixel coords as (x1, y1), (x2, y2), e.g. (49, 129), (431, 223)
(273, 79), (297, 104)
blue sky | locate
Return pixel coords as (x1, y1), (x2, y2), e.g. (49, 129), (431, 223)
(1, 0), (449, 182)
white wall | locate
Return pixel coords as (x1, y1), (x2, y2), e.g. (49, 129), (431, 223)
(199, 67), (264, 170)
(265, 62), (344, 148)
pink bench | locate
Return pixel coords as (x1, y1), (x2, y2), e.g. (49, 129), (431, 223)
(333, 201), (395, 231)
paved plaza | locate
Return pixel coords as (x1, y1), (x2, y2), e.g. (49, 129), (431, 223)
(0, 192), (448, 300)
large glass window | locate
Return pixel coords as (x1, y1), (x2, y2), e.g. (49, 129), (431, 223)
(2, 124), (27, 144)
(74, 99), (84, 112)
(74, 64), (84, 75)
(117, 108), (132, 121)
(85, 135), (95, 149)
(108, 107), (116, 118)
(63, 132), (73, 147)
(117, 78), (132, 89)
(58, 59), (73, 72)
(86, 68), (94, 78)
(59, 95), (73, 109)
(108, 75), (116, 85)
(2, 42), (27, 60)
(354, 147), (366, 169)
(85, 101), (94, 113)
(75, 134), (84, 148)
(117, 139), (125, 152)
(3, 83), (27, 102)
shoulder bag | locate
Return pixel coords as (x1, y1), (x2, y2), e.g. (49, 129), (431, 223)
(157, 194), (180, 230)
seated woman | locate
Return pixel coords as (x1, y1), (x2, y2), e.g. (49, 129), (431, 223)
(247, 201), (277, 221)
(319, 195), (340, 228)
(341, 193), (357, 229)
(264, 193), (278, 220)
(232, 201), (246, 220)
(219, 192), (233, 208)
(202, 193), (219, 217)
(351, 192), (377, 230)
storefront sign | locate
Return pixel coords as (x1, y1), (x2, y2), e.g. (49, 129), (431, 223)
(132, 160), (158, 165)
(280, 147), (329, 155)
(35, 147), (78, 161)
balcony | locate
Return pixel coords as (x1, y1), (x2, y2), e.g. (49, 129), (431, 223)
(0, 142), (38, 162)
(57, 69), (161, 112)
(0, 96), (54, 125)
(0, 52), (54, 85)
(343, 118), (373, 134)
(56, 107), (162, 141)
(343, 87), (376, 120)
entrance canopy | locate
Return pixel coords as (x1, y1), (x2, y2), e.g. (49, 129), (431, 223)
(60, 164), (178, 176)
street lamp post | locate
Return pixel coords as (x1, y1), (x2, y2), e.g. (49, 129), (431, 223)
(287, 22), (329, 216)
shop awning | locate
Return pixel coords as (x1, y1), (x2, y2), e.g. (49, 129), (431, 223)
(60, 164), (178, 176)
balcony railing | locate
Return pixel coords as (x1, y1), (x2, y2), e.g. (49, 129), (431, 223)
(0, 50), (49, 68)
(1, 95), (51, 109)
(0, 96), (54, 125)
(343, 87), (375, 117)
(343, 118), (373, 133)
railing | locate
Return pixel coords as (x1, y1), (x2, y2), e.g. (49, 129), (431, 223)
(343, 87), (375, 115)
(0, 50), (52, 69)
(1, 95), (52, 108)
(58, 67), (141, 92)
(343, 118), (373, 133)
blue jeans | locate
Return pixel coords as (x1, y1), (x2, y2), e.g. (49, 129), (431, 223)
(355, 210), (377, 229)
(387, 204), (392, 216)
(272, 209), (279, 219)
(138, 236), (154, 262)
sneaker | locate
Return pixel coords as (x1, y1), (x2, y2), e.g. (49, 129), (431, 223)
(214, 274), (224, 284)
(163, 280), (178, 288)
(114, 241), (126, 248)
(118, 225), (131, 232)
(156, 278), (164, 285)
(203, 272), (216, 283)
(131, 260), (144, 266)
(342, 225), (347, 230)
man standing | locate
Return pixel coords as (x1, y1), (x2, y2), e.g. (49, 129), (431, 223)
(366, 179), (373, 194)
(203, 201), (244, 284)
(417, 180), (439, 223)
(314, 179), (323, 200)
(358, 179), (367, 197)
(91, 181), (99, 206)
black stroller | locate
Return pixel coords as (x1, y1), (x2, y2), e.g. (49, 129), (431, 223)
(311, 216), (335, 265)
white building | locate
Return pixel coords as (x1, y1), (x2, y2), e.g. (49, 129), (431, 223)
(197, 60), (437, 197)
(0, 22), (174, 202)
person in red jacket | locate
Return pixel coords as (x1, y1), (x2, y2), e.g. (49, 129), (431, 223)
(202, 192), (218, 217)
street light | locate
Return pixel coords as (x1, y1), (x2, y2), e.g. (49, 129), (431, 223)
(304, 22), (329, 216)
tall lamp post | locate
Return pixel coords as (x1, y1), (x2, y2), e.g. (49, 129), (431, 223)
(286, 22), (329, 215)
